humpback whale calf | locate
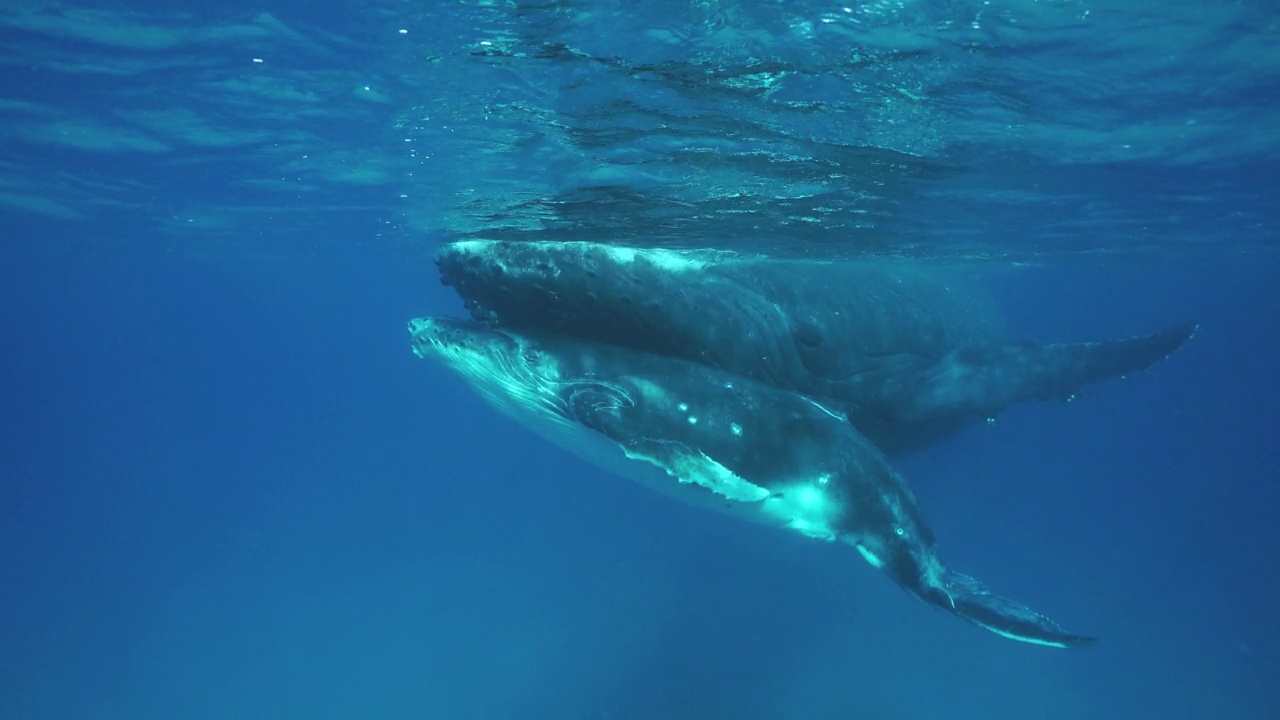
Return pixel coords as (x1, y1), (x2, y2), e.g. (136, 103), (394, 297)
(436, 239), (1195, 454)
(410, 316), (1096, 648)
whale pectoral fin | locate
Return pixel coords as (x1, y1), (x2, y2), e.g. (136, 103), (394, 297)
(891, 322), (1197, 421)
(938, 571), (1096, 649)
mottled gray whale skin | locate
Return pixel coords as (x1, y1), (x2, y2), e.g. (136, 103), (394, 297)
(437, 240), (1195, 454)
(410, 316), (1096, 648)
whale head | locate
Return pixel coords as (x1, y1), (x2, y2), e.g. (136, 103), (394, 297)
(409, 316), (523, 383)
(408, 316), (639, 460)
(408, 316), (570, 428)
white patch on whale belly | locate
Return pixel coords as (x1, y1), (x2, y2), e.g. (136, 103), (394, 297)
(617, 451), (851, 542)
(761, 478), (840, 541)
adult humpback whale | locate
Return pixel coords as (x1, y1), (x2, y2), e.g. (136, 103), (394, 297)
(409, 316), (1096, 648)
(436, 239), (1195, 454)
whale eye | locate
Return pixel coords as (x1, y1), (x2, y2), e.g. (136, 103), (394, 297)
(794, 321), (824, 348)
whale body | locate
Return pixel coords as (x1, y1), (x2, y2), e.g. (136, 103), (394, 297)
(436, 239), (1195, 454)
(410, 316), (1097, 649)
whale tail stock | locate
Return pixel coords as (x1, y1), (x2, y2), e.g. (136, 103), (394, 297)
(981, 321), (1197, 400)
(889, 322), (1198, 420)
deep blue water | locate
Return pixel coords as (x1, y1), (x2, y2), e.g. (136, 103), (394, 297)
(3, 2), (1279, 719)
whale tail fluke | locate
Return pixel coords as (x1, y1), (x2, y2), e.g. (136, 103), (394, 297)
(889, 322), (1197, 423)
(932, 571), (1097, 649)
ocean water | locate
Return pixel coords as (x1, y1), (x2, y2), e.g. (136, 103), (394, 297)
(2, 2), (1277, 718)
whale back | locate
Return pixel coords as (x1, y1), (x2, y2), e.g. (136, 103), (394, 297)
(436, 240), (998, 387)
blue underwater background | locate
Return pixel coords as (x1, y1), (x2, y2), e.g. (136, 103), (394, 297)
(2, 2), (1278, 718)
